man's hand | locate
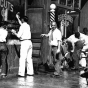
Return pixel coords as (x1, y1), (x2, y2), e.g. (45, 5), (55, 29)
(57, 49), (60, 53)
(41, 34), (46, 37)
(11, 29), (17, 35)
(16, 12), (20, 19)
(16, 14), (20, 19)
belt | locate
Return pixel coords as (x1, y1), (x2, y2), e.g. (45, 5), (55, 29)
(0, 42), (6, 43)
(20, 39), (31, 41)
(51, 45), (58, 47)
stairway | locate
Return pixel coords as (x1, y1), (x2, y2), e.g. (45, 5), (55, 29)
(31, 33), (42, 72)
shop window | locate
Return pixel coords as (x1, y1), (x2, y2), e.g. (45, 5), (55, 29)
(52, 0), (81, 9)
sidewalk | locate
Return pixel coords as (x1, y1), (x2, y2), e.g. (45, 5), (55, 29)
(0, 68), (17, 80)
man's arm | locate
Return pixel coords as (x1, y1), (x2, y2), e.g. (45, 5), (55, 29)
(11, 26), (23, 39)
(57, 40), (62, 53)
(16, 13), (22, 25)
(11, 29), (17, 36)
(41, 30), (51, 37)
(56, 30), (62, 53)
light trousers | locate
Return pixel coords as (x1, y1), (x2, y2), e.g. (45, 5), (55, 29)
(79, 45), (88, 67)
(18, 40), (34, 76)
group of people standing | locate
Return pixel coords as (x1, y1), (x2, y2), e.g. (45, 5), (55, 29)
(0, 13), (34, 78)
(0, 12), (88, 78)
(41, 21), (88, 77)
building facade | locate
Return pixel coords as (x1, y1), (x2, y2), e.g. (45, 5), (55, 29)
(0, 0), (87, 74)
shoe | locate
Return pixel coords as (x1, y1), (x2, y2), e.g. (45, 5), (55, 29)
(50, 72), (61, 77)
(26, 74), (34, 76)
(1, 75), (6, 78)
(50, 74), (60, 77)
(17, 75), (25, 77)
(54, 72), (60, 75)
(0, 73), (6, 78)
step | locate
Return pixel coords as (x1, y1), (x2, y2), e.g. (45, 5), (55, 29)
(32, 54), (40, 58)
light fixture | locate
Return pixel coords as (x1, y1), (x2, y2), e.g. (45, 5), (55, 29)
(50, 4), (56, 10)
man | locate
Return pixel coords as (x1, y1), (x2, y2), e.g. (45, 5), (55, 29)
(0, 22), (8, 78)
(41, 22), (62, 76)
(82, 28), (88, 68)
(11, 14), (34, 77)
(66, 32), (88, 69)
(66, 32), (80, 52)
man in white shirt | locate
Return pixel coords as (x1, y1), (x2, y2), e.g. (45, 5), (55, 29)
(66, 32), (80, 52)
(66, 32), (88, 69)
(78, 33), (88, 68)
(12, 14), (34, 77)
(41, 22), (62, 75)
(0, 22), (8, 78)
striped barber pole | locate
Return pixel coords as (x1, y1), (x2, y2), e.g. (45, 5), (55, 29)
(50, 10), (55, 28)
(50, 4), (56, 28)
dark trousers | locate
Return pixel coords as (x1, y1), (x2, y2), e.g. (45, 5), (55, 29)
(0, 42), (8, 74)
(51, 46), (58, 64)
(51, 46), (62, 74)
(72, 48), (80, 69)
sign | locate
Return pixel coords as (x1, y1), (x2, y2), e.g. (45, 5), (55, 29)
(0, 0), (14, 21)
(0, 0), (14, 12)
(58, 14), (73, 26)
(58, 14), (73, 23)
(1, 8), (8, 21)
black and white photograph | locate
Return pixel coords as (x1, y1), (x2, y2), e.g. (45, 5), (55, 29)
(0, 0), (88, 88)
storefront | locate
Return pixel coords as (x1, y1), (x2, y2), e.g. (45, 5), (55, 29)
(25, 0), (82, 68)
(51, 0), (81, 38)
(0, 0), (25, 74)
(0, 0), (83, 74)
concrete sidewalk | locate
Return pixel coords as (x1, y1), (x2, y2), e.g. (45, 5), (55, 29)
(0, 70), (86, 88)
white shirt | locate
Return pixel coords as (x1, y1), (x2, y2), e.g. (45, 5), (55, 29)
(48, 28), (62, 46)
(67, 33), (88, 51)
(0, 27), (8, 42)
(67, 34), (79, 51)
(79, 33), (88, 45)
(17, 22), (31, 40)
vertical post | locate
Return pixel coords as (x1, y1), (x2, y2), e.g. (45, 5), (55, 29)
(41, 0), (51, 64)
(79, 0), (81, 9)
(61, 20), (64, 37)
(73, 0), (74, 8)
(19, 0), (21, 5)
(50, 4), (56, 28)
(65, 10), (67, 38)
(78, 0), (81, 32)
(58, 0), (60, 4)
(48, 4), (56, 65)
(24, 0), (27, 15)
(66, 0), (67, 6)
(78, 26), (80, 32)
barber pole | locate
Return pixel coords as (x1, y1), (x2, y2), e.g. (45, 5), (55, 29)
(47, 4), (56, 66)
(50, 4), (56, 28)
(50, 10), (55, 26)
